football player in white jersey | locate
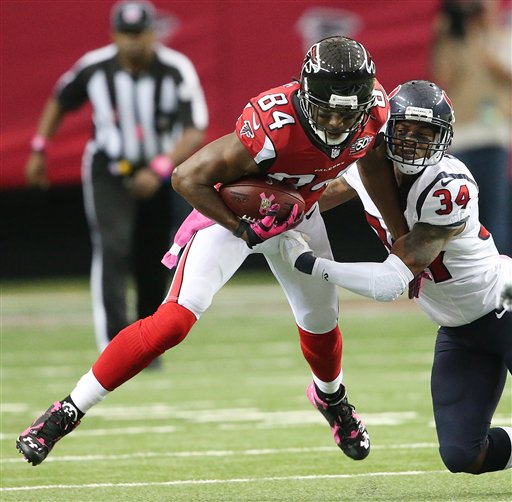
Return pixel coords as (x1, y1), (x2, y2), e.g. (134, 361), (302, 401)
(280, 80), (512, 475)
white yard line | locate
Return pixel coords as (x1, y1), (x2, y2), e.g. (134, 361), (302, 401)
(2, 443), (438, 464)
(1, 409), (420, 442)
(1, 469), (448, 492)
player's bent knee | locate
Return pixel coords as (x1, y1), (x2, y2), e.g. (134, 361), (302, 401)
(140, 302), (196, 353)
(439, 444), (480, 474)
(299, 307), (339, 334)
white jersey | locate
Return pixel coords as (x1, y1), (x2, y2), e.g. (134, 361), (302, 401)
(344, 155), (505, 326)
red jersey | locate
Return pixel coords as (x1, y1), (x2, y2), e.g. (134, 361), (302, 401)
(235, 80), (389, 211)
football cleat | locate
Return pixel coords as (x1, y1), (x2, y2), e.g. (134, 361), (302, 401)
(16, 401), (81, 466)
(307, 382), (370, 460)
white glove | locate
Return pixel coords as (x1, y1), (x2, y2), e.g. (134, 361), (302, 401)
(496, 257), (512, 312)
(279, 230), (312, 270)
(499, 283), (512, 311)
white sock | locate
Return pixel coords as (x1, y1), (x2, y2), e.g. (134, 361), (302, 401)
(312, 370), (343, 395)
(500, 426), (512, 470)
(70, 369), (109, 413)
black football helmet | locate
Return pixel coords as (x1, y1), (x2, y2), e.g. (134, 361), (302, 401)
(299, 36), (376, 145)
(385, 80), (455, 175)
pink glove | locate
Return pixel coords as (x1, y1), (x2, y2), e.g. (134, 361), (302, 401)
(234, 203), (303, 248)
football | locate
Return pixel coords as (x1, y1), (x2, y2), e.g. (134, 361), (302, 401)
(219, 177), (305, 222)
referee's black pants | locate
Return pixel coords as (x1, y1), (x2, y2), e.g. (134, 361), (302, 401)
(83, 150), (189, 351)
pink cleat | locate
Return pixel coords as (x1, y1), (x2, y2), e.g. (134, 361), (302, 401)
(307, 382), (370, 460)
(16, 401), (81, 466)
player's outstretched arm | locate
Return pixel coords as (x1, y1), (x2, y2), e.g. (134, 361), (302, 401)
(391, 223), (462, 277)
(281, 223), (461, 301)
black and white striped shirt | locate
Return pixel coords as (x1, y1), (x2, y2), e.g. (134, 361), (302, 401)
(55, 43), (208, 166)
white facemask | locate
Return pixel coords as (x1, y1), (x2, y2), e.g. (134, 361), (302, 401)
(311, 125), (350, 145)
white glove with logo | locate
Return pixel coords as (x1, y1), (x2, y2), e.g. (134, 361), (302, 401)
(279, 230), (313, 270)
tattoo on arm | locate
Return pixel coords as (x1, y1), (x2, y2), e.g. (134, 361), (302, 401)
(400, 223), (460, 274)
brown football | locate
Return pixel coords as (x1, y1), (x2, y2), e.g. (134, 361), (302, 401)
(219, 177), (305, 222)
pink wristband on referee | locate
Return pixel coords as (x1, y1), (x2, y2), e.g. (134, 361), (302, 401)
(149, 155), (174, 179)
(31, 135), (48, 153)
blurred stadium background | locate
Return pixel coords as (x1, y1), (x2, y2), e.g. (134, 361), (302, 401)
(2, 1), (511, 279)
(0, 0), (453, 278)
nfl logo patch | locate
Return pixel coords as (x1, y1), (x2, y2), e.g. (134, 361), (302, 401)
(330, 147), (341, 159)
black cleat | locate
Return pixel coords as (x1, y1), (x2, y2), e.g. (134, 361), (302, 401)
(307, 382), (370, 460)
(16, 401), (81, 466)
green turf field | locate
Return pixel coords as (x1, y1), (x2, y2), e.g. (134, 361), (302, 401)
(1, 275), (511, 501)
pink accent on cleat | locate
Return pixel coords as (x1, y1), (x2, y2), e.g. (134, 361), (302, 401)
(15, 400), (81, 466)
(306, 382), (370, 461)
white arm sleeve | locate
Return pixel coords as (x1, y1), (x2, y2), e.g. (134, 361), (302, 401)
(311, 254), (414, 302)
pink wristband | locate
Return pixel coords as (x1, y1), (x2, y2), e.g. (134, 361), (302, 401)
(149, 155), (174, 179)
(30, 135), (48, 153)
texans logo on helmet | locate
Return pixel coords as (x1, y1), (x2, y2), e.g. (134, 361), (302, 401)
(442, 90), (453, 108)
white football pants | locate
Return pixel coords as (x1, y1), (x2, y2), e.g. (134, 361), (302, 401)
(165, 204), (339, 334)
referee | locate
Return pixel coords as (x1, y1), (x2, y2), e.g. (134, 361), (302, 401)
(25, 0), (209, 355)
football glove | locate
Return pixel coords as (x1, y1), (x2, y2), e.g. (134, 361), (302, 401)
(279, 230), (313, 270)
(499, 284), (512, 312)
(235, 203), (303, 248)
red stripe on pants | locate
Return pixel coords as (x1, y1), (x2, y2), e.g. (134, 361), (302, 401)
(166, 235), (195, 303)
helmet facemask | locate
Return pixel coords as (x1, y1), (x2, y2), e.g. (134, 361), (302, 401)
(298, 36), (377, 146)
(385, 113), (453, 175)
(299, 81), (375, 145)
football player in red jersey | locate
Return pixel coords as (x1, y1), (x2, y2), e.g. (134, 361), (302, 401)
(17, 37), (408, 466)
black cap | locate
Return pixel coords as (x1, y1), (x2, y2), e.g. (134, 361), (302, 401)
(111, 1), (156, 34)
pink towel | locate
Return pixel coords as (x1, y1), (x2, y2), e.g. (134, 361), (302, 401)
(161, 209), (215, 269)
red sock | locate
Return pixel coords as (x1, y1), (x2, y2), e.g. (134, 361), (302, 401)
(92, 302), (196, 391)
(297, 325), (342, 382)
